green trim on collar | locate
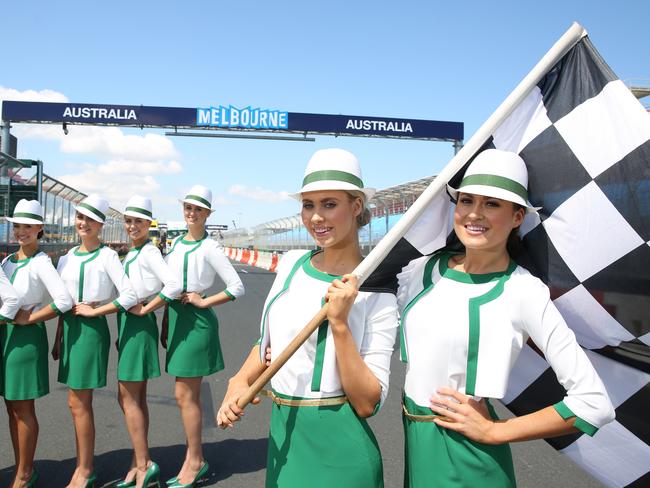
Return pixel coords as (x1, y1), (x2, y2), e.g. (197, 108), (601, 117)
(302, 251), (342, 283)
(439, 254), (516, 284)
(125, 206), (153, 218)
(553, 401), (598, 436)
(78, 247), (101, 302)
(185, 194), (212, 209)
(181, 232), (208, 245)
(124, 242), (149, 277)
(12, 212), (43, 222)
(465, 269), (514, 396)
(302, 169), (364, 189)
(459, 174), (528, 202)
(9, 255), (32, 283)
(77, 202), (106, 222)
(74, 244), (103, 256)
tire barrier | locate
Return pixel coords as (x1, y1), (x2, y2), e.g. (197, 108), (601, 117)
(224, 247), (281, 272)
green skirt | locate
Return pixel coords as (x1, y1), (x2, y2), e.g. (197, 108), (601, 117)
(57, 313), (110, 390)
(166, 301), (223, 377)
(117, 311), (161, 381)
(0, 322), (49, 400)
(266, 392), (383, 488)
(403, 394), (515, 488)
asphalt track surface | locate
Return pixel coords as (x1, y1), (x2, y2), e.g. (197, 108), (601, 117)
(0, 262), (603, 487)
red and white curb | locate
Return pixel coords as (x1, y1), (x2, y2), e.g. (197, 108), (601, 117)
(224, 247), (280, 272)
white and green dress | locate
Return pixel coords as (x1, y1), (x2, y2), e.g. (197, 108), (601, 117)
(119, 241), (181, 381)
(397, 252), (615, 488)
(1, 252), (72, 400)
(258, 250), (399, 488)
(164, 233), (244, 377)
(0, 266), (22, 397)
(57, 245), (137, 389)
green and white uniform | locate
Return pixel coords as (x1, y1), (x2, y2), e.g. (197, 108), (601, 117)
(258, 250), (398, 488)
(57, 245), (137, 389)
(0, 266), (22, 397)
(164, 233), (244, 377)
(397, 252), (615, 488)
(1, 252), (72, 400)
(118, 241), (181, 381)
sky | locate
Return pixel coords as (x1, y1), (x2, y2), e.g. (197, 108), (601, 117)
(1, 0), (648, 230)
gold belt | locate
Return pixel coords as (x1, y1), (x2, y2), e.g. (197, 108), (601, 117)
(261, 390), (348, 407)
(402, 403), (454, 423)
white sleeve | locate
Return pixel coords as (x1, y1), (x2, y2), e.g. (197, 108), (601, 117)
(396, 255), (429, 314)
(522, 279), (615, 434)
(359, 293), (399, 408)
(205, 243), (245, 299)
(144, 246), (181, 301)
(104, 250), (138, 311)
(36, 255), (73, 315)
(0, 267), (20, 320)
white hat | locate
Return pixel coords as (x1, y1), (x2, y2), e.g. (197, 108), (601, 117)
(447, 149), (541, 213)
(124, 195), (154, 221)
(291, 148), (376, 200)
(179, 185), (215, 213)
(75, 194), (109, 223)
(6, 199), (44, 225)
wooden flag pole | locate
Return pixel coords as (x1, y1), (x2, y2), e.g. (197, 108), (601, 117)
(236, 22), (587, 409)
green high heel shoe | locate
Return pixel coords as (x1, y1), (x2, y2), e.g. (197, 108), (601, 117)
(115, 474), (136, 488)
(168, 461), (209, 488)
(84, 471), (97, 488)
(140, 461), (161, 488)
(25, 469), (39, 488)
(165, 476), (178, 486)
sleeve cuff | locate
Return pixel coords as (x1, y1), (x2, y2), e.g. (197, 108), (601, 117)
(553, 401), (599, 436)
(112, 299), (127, 313)
(0, 313), (13, 323)
(50, 303), (64, 316)
(158, 292), (173, 303)
(224, 290), (236, 301)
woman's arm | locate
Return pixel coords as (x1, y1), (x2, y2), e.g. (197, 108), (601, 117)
(217, 345), (267, 428)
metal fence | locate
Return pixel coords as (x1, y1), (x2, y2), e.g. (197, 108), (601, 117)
(222, 176), (435, 253)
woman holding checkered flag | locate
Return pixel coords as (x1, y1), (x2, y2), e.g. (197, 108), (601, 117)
(397, 149), (615, 487)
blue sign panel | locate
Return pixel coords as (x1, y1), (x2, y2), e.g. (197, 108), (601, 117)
(2, 101), (463, 141)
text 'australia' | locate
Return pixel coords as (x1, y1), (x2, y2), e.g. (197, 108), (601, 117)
(345, 119), (413, 133)
(62, 106), (137, 120)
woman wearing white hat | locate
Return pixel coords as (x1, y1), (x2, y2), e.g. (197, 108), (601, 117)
(111, 196), (182, 488)
(217, 149), (399, 488)
(0, 200), (62, 488)
(397, 149), (614, 487)
(54, 194), (137, 488)
(163, 184), (244, 487)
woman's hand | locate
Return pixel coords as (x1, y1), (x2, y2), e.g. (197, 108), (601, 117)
(325, 274), (358, 329)
(264, 346), (272, 367)
(181, 292), (205, 308)
(128, 303), (146, 316)
(12, 308), (34, 325)
(429, 387), (497, 444)
(73, 303), (97, 318)
(216, 379), (260, 429)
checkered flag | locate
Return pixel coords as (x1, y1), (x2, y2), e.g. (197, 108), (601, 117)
(356, 26), (649, 487)
(490, 36), (650, 488)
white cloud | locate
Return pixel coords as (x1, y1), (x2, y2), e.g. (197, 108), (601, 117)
(0, 86), (69, 140)
(229, 184), (290, 203)
(96, 159), (182, 175)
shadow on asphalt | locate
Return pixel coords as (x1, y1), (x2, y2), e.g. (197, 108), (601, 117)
(0, 437), (268, 487)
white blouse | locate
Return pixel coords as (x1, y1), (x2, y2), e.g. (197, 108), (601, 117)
(2, 252), (72, 316)
(122, 242), (181, 303)
(165, 234), (244, 299)
(57, 245), (137, 312)
(397, 252), (615, 434)
(259, 250), (399, 405)
(0, 267), (20, 321)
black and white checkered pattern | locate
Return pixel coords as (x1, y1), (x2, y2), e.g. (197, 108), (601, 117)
(485, 37), (649, 488)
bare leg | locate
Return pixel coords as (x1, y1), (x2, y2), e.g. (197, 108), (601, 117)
(66, 389), (95, 488)
(174, 377), (206, 484)
(117, 388), (138, 483)
(119, 380), (154, 488)
(5, 400), (20, 469)
(6, 399), (38, 488)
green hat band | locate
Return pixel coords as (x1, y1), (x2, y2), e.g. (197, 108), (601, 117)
(302, 170), (364, 189)
(78, 202), (106, 221)
(185, 194), (212, 209)
(459, 174), (528, 202)
(125, 206), (153, 218)
(13, 212), (43, 222)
